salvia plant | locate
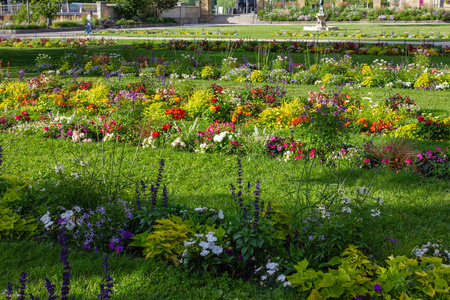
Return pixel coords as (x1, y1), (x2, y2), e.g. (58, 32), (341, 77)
(2, 229), (113, 299)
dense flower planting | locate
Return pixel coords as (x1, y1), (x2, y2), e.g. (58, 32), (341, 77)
(0, 44), (449, 299)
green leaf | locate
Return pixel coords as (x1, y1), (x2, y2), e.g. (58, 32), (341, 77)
(318, 273), (335, 288)
(297, 259), (309, 271)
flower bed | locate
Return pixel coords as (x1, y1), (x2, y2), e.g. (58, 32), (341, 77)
(0, 46), (449, 298)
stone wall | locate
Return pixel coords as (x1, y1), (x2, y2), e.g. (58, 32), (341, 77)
(161, 2), (200, 23)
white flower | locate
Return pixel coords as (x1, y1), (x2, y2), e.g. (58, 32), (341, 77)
(341, 207), (352, 213)
(181, 249), (188, 257)
(206, 233), (217, 243)
(370, 209), (381, 217)
(61, 210), (74, 220)
(183, 240), (196, 247)
(71, 172), (82, 179)
(276, 274), (286, 282)
(194, 233), (204, 238)
(80, 161), (88, 166)
(261, 275), (267, 281)
(66, 220), (75, 231)
(267, 269), (276, 276)
(73, 206), (81, 213)
(199, 241), (210, 249)
(374, 197), (384, 205)
(40, 211), (51, 223)
(341, 197), (351, 204)
(283, 281), (292, 287)
(44, 221), (54, 229)
(266, 262), (279, 270)
(55, 163), (65, 173)
(213, 135), (223, 143)
(200, 249), (210, 257)
(218, 210), (224, 219)
(76, 218), (83, 226)
(211, 245), (223, 255)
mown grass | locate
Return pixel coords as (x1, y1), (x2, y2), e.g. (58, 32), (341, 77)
(0, 240), (297, 299)
(91, 24), (450, 41)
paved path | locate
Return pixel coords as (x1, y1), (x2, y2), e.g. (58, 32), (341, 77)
(3, 24), (450, 46)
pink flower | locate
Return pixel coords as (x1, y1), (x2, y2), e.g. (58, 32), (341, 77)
(206, 136), (212, 140)
(283, 143), (288, 148)
(382, 158), (389, 164)
(341, 149), (347, 155)
(44, 127), (49, 131)
(425, 120), (432, 125)
(364, 158), (371, 163)
(100, 116), (106, 120)
(294, 155), (304, 159)
(66, 130), (72, 134)
(417, 116), (425, 122)
(417, 152), (423, 161)
(386, 146), (392, 151)
(229, 141), (238, 146)
(436, 147), (441, 150)
(406, 159), (412, 164)
(425, 151), (432, 158)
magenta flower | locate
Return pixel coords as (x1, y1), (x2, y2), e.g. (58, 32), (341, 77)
(417, 153), (423, 161)
(364, 158), (371, 163)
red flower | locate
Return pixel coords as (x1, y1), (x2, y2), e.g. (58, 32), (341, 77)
(214, 105), (220, 111)
(425, 120), (432, 125)
(229, 141), (238, 146)
(211, 98), (218, 103)
(44, 127), (49, 131)
(417, 116), (425, 122)
(162, 124), (172, 131)
(25, 116), (30, 121)
(21, 111), (29, 116)
(15, 115), (22, 120)
(152, 131), (160, 138)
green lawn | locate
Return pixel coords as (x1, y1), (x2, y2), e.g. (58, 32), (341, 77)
(92, 24), (450, 41)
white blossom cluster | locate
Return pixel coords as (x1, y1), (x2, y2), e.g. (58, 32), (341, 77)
(181, 231), (224, 261)
(40, 211), (54, 230)
(194, 207), (224, 219)
(316, 205), (330, 219)
(54, 163), (65, 174)
(142, 136), (157, 148)
(194, 142), (210, 154)
(412, 242), (450, 260)
(256, 260), (292, 287)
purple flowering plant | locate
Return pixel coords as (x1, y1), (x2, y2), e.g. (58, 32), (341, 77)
(226, 159), (276, 274)
(70, 198), (135, 253)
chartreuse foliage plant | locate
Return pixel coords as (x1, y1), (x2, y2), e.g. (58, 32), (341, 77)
(287, 245), (450, 300)
(0, 176), (38, 240)
(130, 215), (193, 264)
(0, 206), (37, 240)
